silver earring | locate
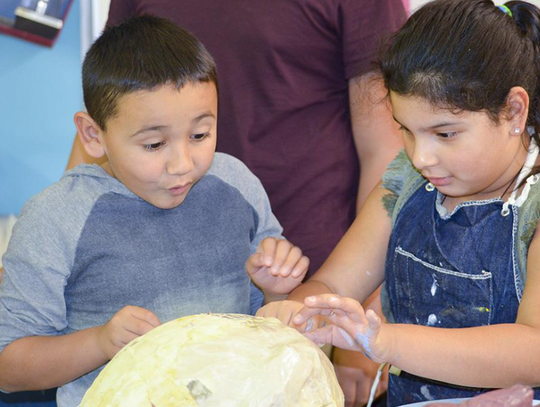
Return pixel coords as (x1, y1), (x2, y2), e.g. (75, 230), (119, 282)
(514, 128), (521, 134)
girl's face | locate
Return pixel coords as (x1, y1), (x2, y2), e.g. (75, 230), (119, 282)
(390, 92), (528, 204)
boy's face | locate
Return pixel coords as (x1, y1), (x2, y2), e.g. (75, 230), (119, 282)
(98, 82), (217, 209)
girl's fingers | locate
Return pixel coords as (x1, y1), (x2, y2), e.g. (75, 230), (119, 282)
(365, 309), (382, 337)
(366, 309), (381, 326)
(303, 294), (366, 322)
(304, 324), (334, 344)
(293, 305), (327, 325)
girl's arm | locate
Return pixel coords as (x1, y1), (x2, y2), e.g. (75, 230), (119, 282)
(0, 305), (160, 392)
(296, 180), (392, 302)
(299, 227), (540, 388)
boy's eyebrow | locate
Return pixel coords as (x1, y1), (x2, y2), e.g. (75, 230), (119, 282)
(130, 113), (216, 138)
(130, 125), (167, 138)
(192, 112), (216, 124)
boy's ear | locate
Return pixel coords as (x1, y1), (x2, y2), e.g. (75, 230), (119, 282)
(73, 112), (107, 158)
(507, 86), (530, 136)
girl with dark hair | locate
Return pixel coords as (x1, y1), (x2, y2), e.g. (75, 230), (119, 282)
(259, 0), (540, 405)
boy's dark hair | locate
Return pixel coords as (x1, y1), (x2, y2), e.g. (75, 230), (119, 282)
(82, 14), (218, 131)
(380, 0), (540, 144)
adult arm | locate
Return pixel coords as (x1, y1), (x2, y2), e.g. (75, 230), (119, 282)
(350, 72), (402, 211)
(65, 133), (106, 170)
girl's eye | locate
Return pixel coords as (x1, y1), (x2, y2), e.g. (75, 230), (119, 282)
(191, 132), (210, 141)
(437, 132), (457, 139)
(143, 141), (165, 151)
(398, 126), (410, 133)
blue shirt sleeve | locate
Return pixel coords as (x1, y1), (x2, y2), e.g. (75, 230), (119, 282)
(249, 283), (264, 315)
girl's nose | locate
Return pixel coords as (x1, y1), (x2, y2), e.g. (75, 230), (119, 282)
(166, 146), (194, 176)
(411, 141), (438, 170)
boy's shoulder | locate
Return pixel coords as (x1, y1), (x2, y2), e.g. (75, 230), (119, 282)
(27, 165), (125, 207)
(208, 152), (256, 179)
(20, 164), (130, 228)
(206, 152), (265, 197)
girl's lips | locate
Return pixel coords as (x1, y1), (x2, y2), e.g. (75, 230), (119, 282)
(427, 176), (452, 187)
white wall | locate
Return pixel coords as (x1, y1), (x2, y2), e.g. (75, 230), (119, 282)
(0, 0), (81, 216)
(80, 0), (110, 59)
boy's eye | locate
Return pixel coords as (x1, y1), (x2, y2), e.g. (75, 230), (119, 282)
(191, 132), (210, 141)
(143, 141), (165, 151)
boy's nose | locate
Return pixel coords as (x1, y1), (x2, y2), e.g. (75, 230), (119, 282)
(166, 147), (194, 176)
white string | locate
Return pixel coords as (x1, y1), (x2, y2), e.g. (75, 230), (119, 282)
(366, 362), (387, 407)
(502, 138), (540, 216)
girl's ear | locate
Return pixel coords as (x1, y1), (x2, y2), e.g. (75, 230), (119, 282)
(506, 86), (530, 136)
(73, 112), (106, 158)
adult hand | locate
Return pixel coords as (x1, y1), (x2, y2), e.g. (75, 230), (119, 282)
(97, 305), (161, 360)
(246, 237), (309, 300)
(333, 348), (388, 406)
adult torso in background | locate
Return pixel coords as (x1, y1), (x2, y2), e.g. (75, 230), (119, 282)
(108, 0), (406, 275)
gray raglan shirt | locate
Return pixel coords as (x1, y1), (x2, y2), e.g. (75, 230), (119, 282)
(0, 153), (283, 406)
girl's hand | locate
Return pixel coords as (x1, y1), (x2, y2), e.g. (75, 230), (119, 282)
(97, 305), (161, 360)
(246, 237), (309, 300)
(293, 294), (390, 363)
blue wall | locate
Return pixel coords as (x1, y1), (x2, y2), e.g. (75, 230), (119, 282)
(0, 0), (81, 216)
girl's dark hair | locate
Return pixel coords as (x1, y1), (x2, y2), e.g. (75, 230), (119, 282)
(380, 0), (540, 146)
(82, 15), (218, 130)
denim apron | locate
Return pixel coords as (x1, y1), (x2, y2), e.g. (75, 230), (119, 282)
(384, 142), (540, 405)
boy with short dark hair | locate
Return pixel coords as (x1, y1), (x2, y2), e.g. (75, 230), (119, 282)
(0, 15), (308, 406)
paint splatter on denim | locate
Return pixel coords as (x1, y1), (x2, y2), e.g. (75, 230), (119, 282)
(385, 182), (540, 405)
